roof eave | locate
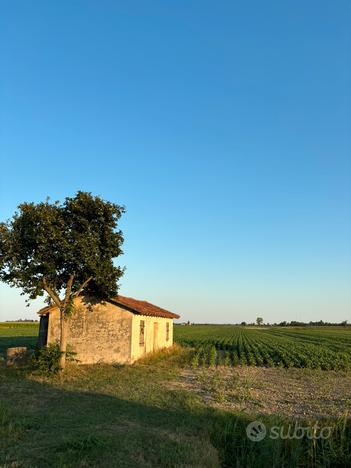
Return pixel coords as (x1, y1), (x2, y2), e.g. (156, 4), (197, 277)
(38, 298), (180, 319)
(108, 298), (180, 319)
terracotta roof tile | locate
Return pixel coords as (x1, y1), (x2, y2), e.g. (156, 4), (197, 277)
(38, 295), (180, 319)
(112, 295), (180, 319)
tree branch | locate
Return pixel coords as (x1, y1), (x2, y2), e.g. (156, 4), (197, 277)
(63, 273), (75, 308)
(73, 276), (93, 297)
(42, 277), (62, 309)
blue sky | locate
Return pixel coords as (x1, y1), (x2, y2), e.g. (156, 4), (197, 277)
(1, 1), (350, 323)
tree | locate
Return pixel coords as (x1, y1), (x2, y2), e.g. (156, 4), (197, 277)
(0, 191), (125, 369)
(256, 317), (263, 326)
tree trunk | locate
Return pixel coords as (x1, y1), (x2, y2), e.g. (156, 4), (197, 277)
(59, 308), (68, 369)
(42, 274), (91, 371)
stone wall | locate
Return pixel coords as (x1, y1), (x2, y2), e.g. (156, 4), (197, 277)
(46, 297), (133, 364)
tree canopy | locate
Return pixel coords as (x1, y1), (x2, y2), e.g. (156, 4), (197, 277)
(0, 191), (125, 304)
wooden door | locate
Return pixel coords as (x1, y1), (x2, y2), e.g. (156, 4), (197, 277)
(153, 322), (158, 351)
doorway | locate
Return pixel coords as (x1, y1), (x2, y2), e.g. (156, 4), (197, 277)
(38, 315), (48, 347)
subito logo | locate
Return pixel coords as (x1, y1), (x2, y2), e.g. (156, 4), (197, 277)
(246, 421), (267, 442)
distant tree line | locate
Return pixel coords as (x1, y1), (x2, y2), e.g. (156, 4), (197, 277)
(179, 320), (349, 327)
(5, 319), (39, 322)
(239, 320), (349, 327)
(271, 320), (349, 327)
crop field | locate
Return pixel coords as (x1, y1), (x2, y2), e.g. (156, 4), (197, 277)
(0, 322), (38, 355)
(1, 322), (351, 466)
(175, 325), (351, 370)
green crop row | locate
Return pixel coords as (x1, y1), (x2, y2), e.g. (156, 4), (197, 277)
(175, 325), (351, 370)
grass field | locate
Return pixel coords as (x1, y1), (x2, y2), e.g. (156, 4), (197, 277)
(0, 322), (39, 355)
(175, 325), (351, 370)
(1, 323), (350, 467)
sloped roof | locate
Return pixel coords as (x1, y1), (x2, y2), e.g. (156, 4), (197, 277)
(38, 295), (180, 319)
(111, 295), (180, 319)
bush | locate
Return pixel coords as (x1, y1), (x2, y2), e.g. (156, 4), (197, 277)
(32, 342), (76, 374)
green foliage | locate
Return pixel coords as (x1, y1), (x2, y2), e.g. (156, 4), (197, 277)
(0, 191), (125, 302)
(223, 351), (231, 366)
(175, 325), (351, 370)
(208, 345), (217, 367)
(0, 338), (350, 467)
(210, 412), (351, 468)
(32, 343), (76, 374)
(190, 350), (200, 368)
(65, 297), (75, 317)
(32, 343), (62, 374)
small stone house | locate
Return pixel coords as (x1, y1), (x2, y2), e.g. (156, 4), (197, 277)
(38, 295), (180, 364)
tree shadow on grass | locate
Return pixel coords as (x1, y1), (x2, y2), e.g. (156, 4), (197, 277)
(0, 335), (38, 354)
(1, 370), (219, 468)
(0, 368), (350, 468)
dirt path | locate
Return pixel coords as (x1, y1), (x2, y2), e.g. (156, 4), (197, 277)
(173, 366), (351, 419)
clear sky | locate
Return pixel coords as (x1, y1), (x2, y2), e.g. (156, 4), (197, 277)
(0, 1), (350, 323)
